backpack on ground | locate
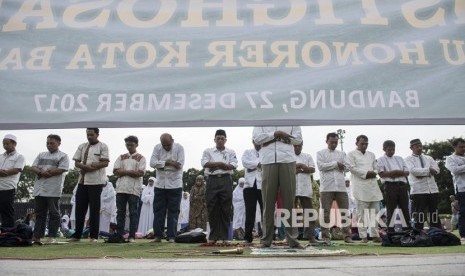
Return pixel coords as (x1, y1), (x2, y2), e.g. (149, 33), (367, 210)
(104, 233), (126, 243)
(426, 227), (461, 246)
(0, 223), (33, 247)
(175, 230), (207, 243)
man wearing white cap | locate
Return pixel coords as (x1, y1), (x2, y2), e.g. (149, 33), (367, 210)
(0, 134), (25, 228)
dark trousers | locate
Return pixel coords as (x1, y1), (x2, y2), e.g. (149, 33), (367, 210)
(33, 196), (60, 239)
(243, 182), (263, 243)
(116, 193), (140, 239)
(206, 174), (232, 241)
(384, 182), (411, 231)
(72, 184), (103, 239)
(411, 193), (440, 230)
(295, 196), (315, 241)
(153, 187), (182, 239)
(0, 189), (15, 228)
(457, 191), (465, 238)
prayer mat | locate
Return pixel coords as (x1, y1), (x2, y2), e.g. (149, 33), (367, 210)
(250, 246), (348, 256)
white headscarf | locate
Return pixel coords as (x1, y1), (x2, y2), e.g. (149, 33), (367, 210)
(179, 192), (190, 224)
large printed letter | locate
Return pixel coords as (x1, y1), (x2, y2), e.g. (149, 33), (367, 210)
(249, 0), (306, 26)
(117, 0), (176, 28)
(63, 0), (112, 28)
(3, 0), (57, 32)
(402, 0), (445, 28)
(181, 0), (243, 27)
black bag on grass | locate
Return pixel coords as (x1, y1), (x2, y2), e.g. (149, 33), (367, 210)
(426, 227), (461, 246)
(104, 233), (126, 243)
(175, 231), (207, 243)
(0, 223), (33, 247)
(382, 229), (433, 247)
(400, 229), (434, 247)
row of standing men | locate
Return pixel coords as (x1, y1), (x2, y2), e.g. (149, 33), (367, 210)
(1, 128), (464, 246)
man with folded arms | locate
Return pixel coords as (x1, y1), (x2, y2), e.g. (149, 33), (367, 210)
(201, 129), (237, 244)
(405, 138), (441, 230)
(0, 134), (25, 228)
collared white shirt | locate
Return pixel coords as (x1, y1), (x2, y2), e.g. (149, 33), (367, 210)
(150, 143), (184, 189)
(201, 147), (237, 176)
(348, 149), (383, 202)
(252, 126), (302, 165)
(317, 148), (350, 192)
(377, 154), (409, 183)
(405, 154), (439, 194)
(114, 152), (146, 196)
(445, 154), (465, 193)
(73, 142), (109, 185)
(0, 151), (25, 190)
(295, 152), (315, 198)
(241, 148), (262, 190)
(32, 150), (69, 197)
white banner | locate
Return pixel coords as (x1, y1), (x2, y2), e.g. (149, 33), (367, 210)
(0, 0), (464, 129)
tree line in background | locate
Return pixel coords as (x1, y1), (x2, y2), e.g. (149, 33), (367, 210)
(15, 138), (459, 214)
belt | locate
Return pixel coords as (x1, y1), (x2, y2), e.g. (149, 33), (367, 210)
(262, 138), (291, 147)
(210, 173), (231, 178)
(385, 181), (407, 185)
(262, 138), (277, 147)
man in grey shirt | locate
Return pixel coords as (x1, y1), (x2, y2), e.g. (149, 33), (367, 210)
(31, 134), (69, 244)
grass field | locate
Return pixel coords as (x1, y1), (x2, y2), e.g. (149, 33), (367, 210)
(1, 237), (464, 260)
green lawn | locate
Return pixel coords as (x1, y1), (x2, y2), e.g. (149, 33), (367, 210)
(1, 238), (464, 259)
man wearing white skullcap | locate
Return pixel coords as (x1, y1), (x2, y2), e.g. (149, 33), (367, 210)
(0, 134), (25, 227)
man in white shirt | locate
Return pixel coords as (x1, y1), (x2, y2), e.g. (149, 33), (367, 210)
(294, 142), (317, 243)
(114, 135), (146, 243)
(253, 126), (303, 249)
(405, 138), (441, 230)
(241, 140), (263, 243)
(348, 135), (383, 243)
(31, 134), (69, 244)
(150, 133), (184, 242)
(317, 132), (353, 243)
(0, 134), (25, 228)
(377, 140), (410, 232)
(201, 129), (238, 243)
(70, 128), (109, 242)
(445, 138), (465, 241)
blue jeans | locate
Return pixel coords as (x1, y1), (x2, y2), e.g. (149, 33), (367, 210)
(116, 193), (140, 238)
(153, 187), (182, 239)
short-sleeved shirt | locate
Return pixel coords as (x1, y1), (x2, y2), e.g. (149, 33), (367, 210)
(114, 152), (146, 196)
(0, 151), (25, 190)
(73, 142), (109, 185)
(201, 147), (238, 176)
(32, 150), (70, 197)
(377, 154), (409, 183)
(295, 152), (315, 198)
